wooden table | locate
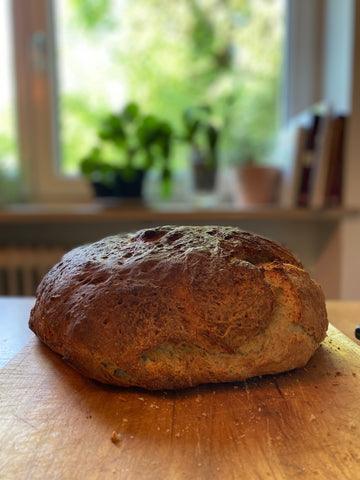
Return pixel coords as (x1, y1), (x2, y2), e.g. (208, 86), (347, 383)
(0, 297), (35, 369)
(0, 297), (359, 479)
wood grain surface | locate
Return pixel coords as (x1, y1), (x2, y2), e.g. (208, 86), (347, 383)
(327, 301), (360, 345)
(0, 324), (359, 480)
(0, 297), (35, 369)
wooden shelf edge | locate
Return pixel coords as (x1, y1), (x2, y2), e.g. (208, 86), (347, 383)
(0, 203), (358, 224)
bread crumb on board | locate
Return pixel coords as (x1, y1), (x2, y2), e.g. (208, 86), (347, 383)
(111, 431), (122, 444)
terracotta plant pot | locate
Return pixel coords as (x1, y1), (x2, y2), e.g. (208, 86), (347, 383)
(235, 165), (282, 206)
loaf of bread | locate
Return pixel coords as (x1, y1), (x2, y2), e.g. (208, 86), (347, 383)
(29, 225), (328, 390)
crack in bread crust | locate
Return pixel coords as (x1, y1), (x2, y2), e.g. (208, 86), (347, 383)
(29, 226), (328, 390)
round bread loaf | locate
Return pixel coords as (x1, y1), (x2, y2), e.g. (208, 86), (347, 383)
(29, 225), (328, 390)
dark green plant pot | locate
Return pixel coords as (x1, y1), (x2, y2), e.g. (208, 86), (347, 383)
(91, 169), (145, 203)
(92, 181), (114, 198)
(114, 170), (144, 198)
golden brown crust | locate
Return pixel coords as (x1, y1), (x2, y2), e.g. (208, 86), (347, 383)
(29, 226), (328, 390)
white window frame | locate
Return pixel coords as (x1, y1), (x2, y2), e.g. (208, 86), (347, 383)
(12, 0), (91, 203)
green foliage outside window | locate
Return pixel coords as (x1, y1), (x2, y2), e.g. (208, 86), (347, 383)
(57, 0), (284, 175)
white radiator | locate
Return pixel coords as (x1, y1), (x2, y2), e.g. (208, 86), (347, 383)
(0, 247), (66, 296)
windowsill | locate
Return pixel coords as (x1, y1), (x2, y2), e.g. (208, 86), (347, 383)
(0, 201), (358, 224)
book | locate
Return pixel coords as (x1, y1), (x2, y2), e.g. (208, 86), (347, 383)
(296, 113), (323, 207)
(277, 109), (313, 208)
(309, 112), (335, 209)
(279, 125), (308, 208)
(324, 115), (347, 207)
(309, 114), (347, 208)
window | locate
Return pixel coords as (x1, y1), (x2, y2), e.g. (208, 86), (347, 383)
(8, 0), (287, 204)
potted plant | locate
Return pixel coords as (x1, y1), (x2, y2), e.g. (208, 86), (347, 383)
(80, 102), (173, 202)
(182, 105), (220, 192)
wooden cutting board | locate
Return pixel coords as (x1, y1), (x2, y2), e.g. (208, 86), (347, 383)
(0, 325), (359, 480)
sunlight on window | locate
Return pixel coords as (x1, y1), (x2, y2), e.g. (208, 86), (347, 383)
(55, 0), (285, 176)
(0, 0), (19, 202)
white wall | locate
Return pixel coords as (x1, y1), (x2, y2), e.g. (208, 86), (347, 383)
(323, 0), (354, 113)
(340, 0), (360, 300)
(285, 0), (355, 119)
(284, 0), (324, 121)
